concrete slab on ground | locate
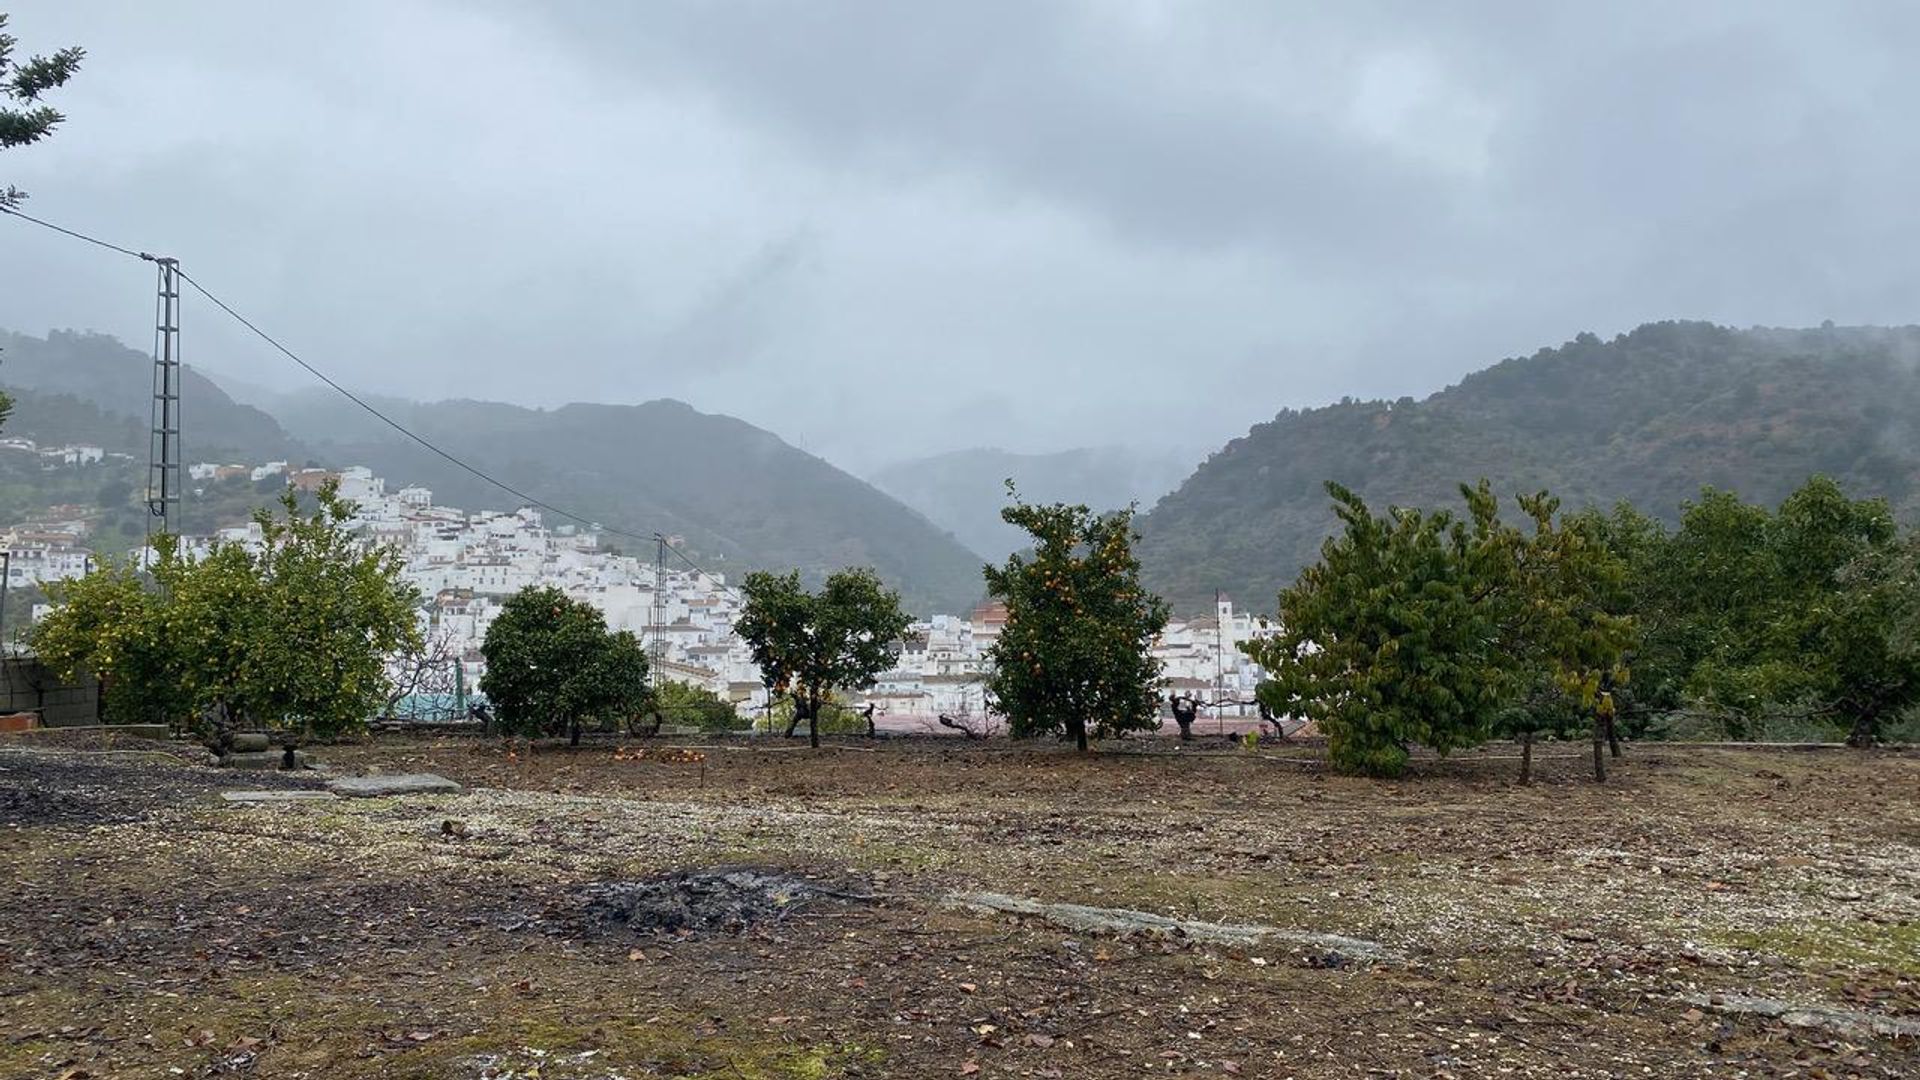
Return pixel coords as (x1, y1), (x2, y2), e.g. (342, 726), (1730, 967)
(220, 789), (337, 804)
(5, 723), (172, 740)
(947, 891), (1403, 965)
(328, 773), (462, 798)
(220, 750), (311, 770)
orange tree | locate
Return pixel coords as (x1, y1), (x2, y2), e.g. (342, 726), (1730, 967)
(480, 585), (650, 746)
(984, 488), (1169, 752)
(735, 568), (909, 748)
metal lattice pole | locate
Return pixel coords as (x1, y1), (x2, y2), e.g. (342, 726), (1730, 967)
(649, 533), (667, 689)
(1215, 589), (1226, 735)
(147, 258), (183, 539)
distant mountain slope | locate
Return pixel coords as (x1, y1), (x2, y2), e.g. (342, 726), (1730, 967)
(871, 446), (1193, 560)
(0, 329), (303, 462)
(1137, 321), (1920, 614)
(0, 329), (986, 612)
(295, 397), (989, 615)
(0, 384), (146, 454)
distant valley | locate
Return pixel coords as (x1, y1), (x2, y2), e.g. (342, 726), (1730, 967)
(869, 446), (1193, 561)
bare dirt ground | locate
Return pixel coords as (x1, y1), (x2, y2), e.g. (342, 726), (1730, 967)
(0, 731), (1915, 1079)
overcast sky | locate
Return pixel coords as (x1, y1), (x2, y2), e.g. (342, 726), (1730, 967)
(3, 1), (1918, 472)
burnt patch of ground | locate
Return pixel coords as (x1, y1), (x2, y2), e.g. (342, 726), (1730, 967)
(576, 865), (875, 936)
(0, 748), (320, 828)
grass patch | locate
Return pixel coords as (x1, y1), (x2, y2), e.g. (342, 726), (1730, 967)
(1707, 919), (1920, 972)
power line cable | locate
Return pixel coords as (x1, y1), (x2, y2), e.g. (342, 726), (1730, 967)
(1, 203), (665, 548)
(659, 536), (715, 578)
(0, 202), (157, 261)
(175, 268), (660, 545)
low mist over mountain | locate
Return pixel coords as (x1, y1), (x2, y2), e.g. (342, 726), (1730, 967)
(0, 329), (987, 613)
(871, 446), (1194, 560)
(0, 329), (304, 461)
(1137, 321), (1920, 614)
(294, 396), (988, 614)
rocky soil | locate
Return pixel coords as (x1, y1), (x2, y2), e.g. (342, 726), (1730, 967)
(0, 732), (1914, 1078)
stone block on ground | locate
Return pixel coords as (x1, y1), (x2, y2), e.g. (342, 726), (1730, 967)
(230, 732), (272, 753)
(17, 723), (171, 740)
(220, 750), (310, 770)
(328, 773), (462, 798)
(946, 891), (1403, 965)
(220, 789), (336, 804)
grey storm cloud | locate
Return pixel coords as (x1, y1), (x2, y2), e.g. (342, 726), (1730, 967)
(4, 1), (1920, 472)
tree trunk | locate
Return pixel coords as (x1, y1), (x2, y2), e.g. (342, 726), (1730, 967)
(1847, 712), (1877, 749)
(569, 717), (582, 748)
(1606, 712), (1621, 759)
(1591, 714), (1606, 783)
(1520, 729), (1533, 785)
(808, 695), (820, 749)
(783, 699), (802, 738)
(1073, 717), (1088, 753)
(281, 741), (299, 771)
(207, 700), (237, 758)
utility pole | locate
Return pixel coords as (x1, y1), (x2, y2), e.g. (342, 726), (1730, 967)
(0, 550), (10, 654)
(1215, 589), (1226, 736)
(147, 257), (183, 536)
(649, 533), (667, 691)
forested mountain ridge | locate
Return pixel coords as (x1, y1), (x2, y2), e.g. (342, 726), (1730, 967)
(1136, 321), (1920, 614)
(272, 397), (989, 615)
(0, 329), (304, 461)
(0, 329), (988, 613)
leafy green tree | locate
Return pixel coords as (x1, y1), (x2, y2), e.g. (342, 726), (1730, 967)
(983, 490), (1169, 752)
(35, 484), (420, 757)
(157, 538), (267, 754)
(758, 689), (872, 737)
(1246, 482), (1632, 779)
(654, 679), (747, 733)
(1574, 477), (1920, 747)
(1, 11), (85, 207)
(1657, 478), (1914, 746)
(480, 586), (650, 745)
(1505, 495), (1637, 781)
(1845, 531), (1920, 743)
(34, 554), (183, 726)
(735, 568), (910, 748)
(1248, 482), (1517, 777)
(1494, 675), (1587, 785)
(242, 485), (421, 757)
(1567, 501), (1684, 730)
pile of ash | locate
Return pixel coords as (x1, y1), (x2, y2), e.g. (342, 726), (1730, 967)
(579, 866), (872, 935)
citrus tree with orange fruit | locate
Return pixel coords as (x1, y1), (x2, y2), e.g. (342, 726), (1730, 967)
(983, 486), (1169, 751)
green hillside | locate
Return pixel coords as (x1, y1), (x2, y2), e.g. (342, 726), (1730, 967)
(1137, 321), (1920, 614)
(290, 398), (990, 615)
(0, 329), (305, 462)
(0, 330), (988, 613)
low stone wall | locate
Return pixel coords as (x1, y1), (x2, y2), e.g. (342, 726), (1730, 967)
(0, 656), (101, 727)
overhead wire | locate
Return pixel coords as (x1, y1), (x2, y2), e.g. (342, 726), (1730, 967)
(0, 202), (157, 261)
(1, 203), (678, 551)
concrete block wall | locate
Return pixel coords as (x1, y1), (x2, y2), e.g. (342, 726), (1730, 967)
(0, 656), (101, 727)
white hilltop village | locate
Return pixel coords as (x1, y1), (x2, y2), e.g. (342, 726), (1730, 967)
(11, 457), (1276, 731)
